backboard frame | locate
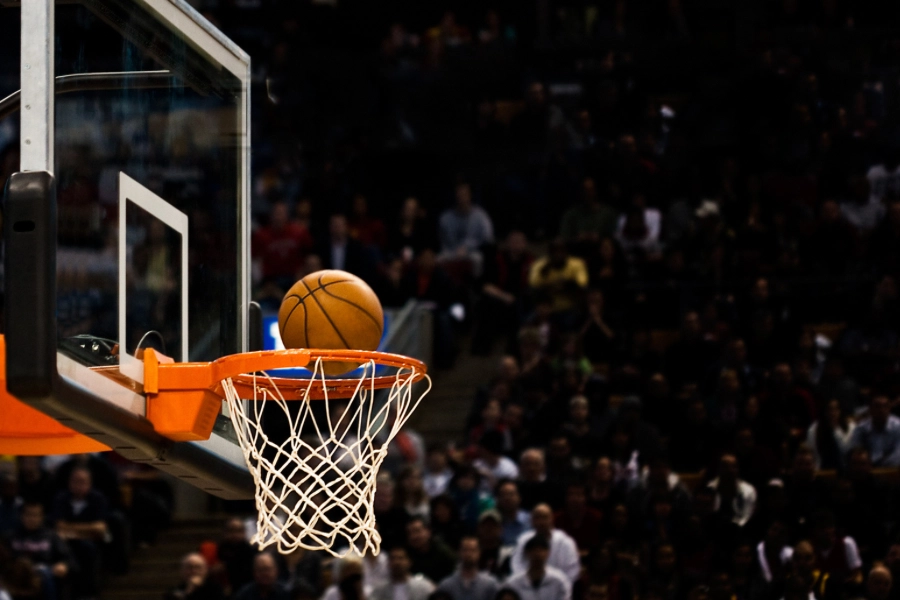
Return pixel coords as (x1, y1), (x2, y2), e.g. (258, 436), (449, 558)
(5, 0), (254, 499)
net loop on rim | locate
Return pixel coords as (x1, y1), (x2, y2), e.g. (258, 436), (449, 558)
(222, 354), (431, 557)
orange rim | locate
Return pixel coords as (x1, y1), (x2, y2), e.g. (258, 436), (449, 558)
(147, 348), (428, 400)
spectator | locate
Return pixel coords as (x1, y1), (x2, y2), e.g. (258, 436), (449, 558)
(316, 214), (370, 280)
(474, 511), (507, 578)
(706, 454), (757, 528)
(495, 480), (530, 547)
(2, 555), (48, 600)
(233, 553), (289, 600)
(467, 399), (508, 454)
(322, 558), (364, 600)
(553, 484), (602, 553)
(665, 312), (716, 388)
(730, 540), (769, 600)
(850, 396), (900, 467)
(810, 511), (863, 586)
(51, 466), (107, 600)
(374, 475), (410, 551)
(586, 457), (624, 516)
(646, 543), (682, 600)
(396, 466), (430, 520)
(423, 447), (454, 499)
(816, 357), (860, 418)
(328, 551), (390, 599)
(806, 399), (856, 470)
(760, 363), (817, 442)
(348, 193), (387, 250)
(15, 458), (50, 509)
(438, 181), (494, 273)
(783, 447), (830, 534)
(283, 548), (323, 596)
(430, 495), (464, 551)
(216, 517), (255, 596)
(732, 427), (780, 492)
(790, 540), (833, 600)
(436, 537), (498, 600)
(506, 537), (572, 600)
(628, 457), (692, 525)
(528, 241), (588, 325)
(863, 566), (893, 600)
(517, 450), (556, 511)
(382, 411), (426, 475)
(405, 517), (457, 583)
(615, 193), (662, 246)
(389, 197), (431, 264)
(401, 247), (460, 368)
(164, 552), (225, 600)
(5, 502), (72, 598)
(447, 466), (495, 532)
(559, 178), (618, 243)
(474, 431), (519, 492)
(841, 176), (883, 234)
(370, 547), (435, 600)
(560, 395), (602, 465)
(252, 200), (313, 289)
(615, 207), (663, 270)
(510, 504), (580, 583)
(474, 230), (533, 355)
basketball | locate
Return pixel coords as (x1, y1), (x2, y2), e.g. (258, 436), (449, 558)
(278, 270), (384, 375)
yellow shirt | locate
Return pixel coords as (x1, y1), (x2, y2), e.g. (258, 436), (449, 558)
(528, 256), (589, 312)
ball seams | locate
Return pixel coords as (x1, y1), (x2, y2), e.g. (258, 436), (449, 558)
(280, 279), (354, 327)
(300, 279), (351, 349)
(318, 284), (383, 331)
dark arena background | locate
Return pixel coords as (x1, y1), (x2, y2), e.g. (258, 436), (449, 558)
(4, 1), (900, 600)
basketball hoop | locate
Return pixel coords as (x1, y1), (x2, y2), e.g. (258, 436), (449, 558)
(144, 349), (431, 556)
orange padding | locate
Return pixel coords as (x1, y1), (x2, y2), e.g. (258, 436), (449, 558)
(0, 335), (110, 455)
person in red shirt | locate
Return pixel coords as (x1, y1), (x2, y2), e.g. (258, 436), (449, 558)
(554, 483), (602, 555)
(252, 201), (313, 289)
(348, 193), (387, 250)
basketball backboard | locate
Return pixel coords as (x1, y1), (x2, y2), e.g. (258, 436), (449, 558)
(0, 0), (253, 498)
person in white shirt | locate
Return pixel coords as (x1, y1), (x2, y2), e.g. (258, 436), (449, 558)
(805, 399), (855, 470)
(369, 547), (435, 600)
(615, 193), (662, 243)
(866, 159), (900, 204)
(510, 504), (580, 583)
(707, 453), (757, 527)
(506, 536), (572, 600)
(757, 520), (794, 584)
(842, 174), (885, 232)
(474, 431), (519, 492)
(423, 447), (454, 498)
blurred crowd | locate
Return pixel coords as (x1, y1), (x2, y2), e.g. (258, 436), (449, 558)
(7, 0), (900, 599)
(0, 454), (172, 600)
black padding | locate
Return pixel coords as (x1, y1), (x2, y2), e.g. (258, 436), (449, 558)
(3, 171), (56, 397)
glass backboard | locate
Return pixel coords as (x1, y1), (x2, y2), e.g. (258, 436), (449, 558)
(1, 0), (252, 498)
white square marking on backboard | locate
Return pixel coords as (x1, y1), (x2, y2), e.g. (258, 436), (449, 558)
(118, 172), (189, 384)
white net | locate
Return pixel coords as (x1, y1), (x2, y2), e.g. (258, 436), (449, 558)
(222, 357), (430, 557)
